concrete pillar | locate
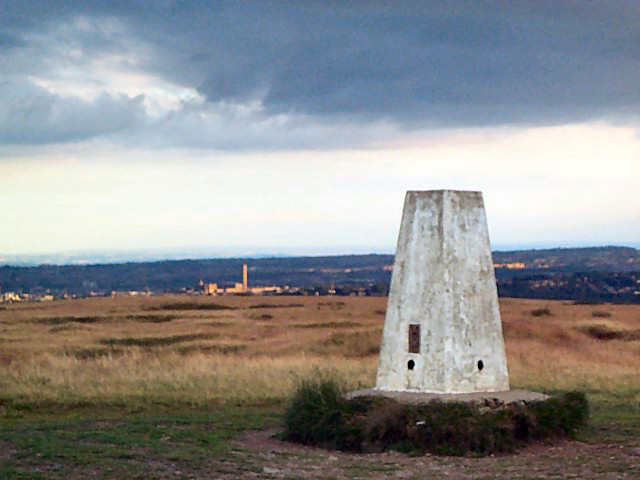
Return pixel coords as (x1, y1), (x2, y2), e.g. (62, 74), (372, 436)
(375, 190), (509, 393)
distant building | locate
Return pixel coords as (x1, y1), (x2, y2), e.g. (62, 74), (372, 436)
(493, 262), (526, 269)
(243, 263), (248, 291)
(0, 292), (22, 303)
(202, 263), (282, 295)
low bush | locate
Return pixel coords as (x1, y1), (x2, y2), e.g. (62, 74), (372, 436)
(283, 377), (367, 451)
(283, 378), (589, 456)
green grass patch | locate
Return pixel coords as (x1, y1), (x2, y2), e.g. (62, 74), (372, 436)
(283, 378), (589, 456)
(577, 389), (640, 446)
(0, 405), (280, 479)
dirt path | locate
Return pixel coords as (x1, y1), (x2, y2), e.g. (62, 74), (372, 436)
(233, 429), (640, 479)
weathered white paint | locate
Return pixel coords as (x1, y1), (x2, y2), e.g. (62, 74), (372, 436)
(375, 190), (510, 393)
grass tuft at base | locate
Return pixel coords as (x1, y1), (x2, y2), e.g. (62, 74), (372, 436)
(283, 377), (589, 456)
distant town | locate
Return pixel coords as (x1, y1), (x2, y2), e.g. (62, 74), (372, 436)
(1, 246), (639, 304)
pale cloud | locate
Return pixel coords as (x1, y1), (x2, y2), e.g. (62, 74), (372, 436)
(1, 123), (638, 255)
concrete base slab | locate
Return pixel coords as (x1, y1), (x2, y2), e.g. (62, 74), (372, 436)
(346, 388), (549, 405)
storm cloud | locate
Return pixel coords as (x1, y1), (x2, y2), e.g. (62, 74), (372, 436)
(1, 1), (638, 148)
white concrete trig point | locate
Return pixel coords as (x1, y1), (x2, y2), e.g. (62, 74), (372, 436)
(349, 190), (547, 403)
(376, 190), (509, 393)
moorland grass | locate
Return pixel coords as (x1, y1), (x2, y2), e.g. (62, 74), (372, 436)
(0, 296), (638, 411)
(0, 296), (638, 477)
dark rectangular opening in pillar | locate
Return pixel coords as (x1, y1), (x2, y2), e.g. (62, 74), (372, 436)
(408, 324), (420, 353)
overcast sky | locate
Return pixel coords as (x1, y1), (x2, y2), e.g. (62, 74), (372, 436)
(1, 1), (639, 258)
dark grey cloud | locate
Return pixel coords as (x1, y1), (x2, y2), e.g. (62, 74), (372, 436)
(1, 1), (638, 147)
(0, 79), (145, 144)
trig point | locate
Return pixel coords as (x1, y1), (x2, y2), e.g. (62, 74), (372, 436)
(378, 190), (510, 394)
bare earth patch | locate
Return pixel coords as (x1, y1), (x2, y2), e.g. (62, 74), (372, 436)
(234, 429), (640, 480)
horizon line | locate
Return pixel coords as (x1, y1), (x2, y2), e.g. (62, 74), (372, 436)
(0, 243), (637, 268)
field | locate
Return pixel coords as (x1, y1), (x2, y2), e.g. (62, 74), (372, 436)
(1, 295), (639, 479)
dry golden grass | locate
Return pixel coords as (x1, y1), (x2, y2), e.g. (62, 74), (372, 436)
(1, 295), (639, 406)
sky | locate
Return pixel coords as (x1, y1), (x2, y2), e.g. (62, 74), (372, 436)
(1, 1), (639, 260)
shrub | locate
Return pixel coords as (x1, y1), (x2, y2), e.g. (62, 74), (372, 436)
(282, 377), (366, 451)
(283, 380), (589, 456)
(591, 310), (612, 318)
(531, 308), (553, 317)
(524, 391), (589, 439)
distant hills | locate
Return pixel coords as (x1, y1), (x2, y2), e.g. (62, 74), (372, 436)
(0, 245), (394, 267)
(492, 246), (639, 274)
(0, 246), (638, 303)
